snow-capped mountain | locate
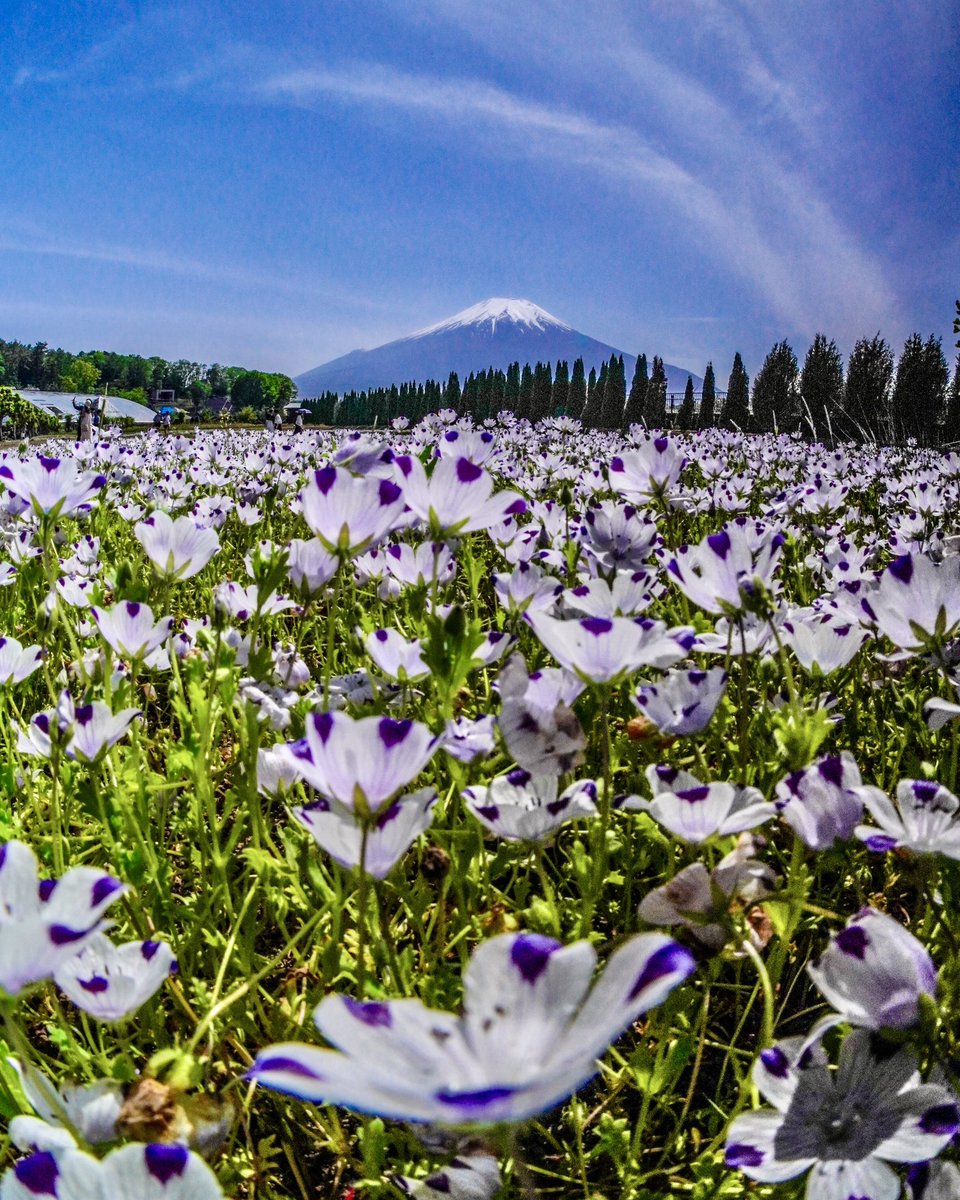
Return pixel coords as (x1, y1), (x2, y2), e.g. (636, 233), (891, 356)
(294, 298), (702, 396)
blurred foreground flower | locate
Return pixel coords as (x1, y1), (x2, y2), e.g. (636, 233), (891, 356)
(250, 930), (693, 1124)
(0, 1143), (225, 1199)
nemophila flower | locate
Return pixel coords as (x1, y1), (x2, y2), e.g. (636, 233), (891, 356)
(18, 692), (140, 764)
(639, 836), (776, 950)
(0, 455), (106, 518)
(667, 518), (785, 615)
(608, 437), (687, 503)
(774, 753), (865, 849)
(442, 715), (496, 764)
(364, 628), (429, 681)
(383, 542), (457, 590)
(861, 553), (960, 651)
(300, 465), (405, 556)
(854, 779), (960, 858)
(90, 602), (174, 660)
(907, 1160), (960, 1199)
(286, 537), (338, 597)
(493, 562), (561, 614)
(496, 655), (585, 775)
(631, 667), (728, 736)
(250, 929), (694, 1123)
(619, 764), (775, 843)
(725, 1029), (959, 1198)
(54, 932), (177, 1021)
(134, 511), (220, 581)
(463, 770), (598, 842)
(283, 711), (440, 816)
(807, 908), (937, 1031)
(0, 840), (125, 995)
(924, 675), (960, 731)
(562, 570), (659, 619)
(8, 1061), (122, 1147)
(239, 681), (297, 731)
(394, 453), (526, 534)
(525, 612), (694, 684)
(0, 637), (43, 686)
(781, 609), (868, 674)
(214, 581), (297, 622)
(0, 1142), (225, 1199)
(398, 1153), (501, 1200)
(292, 788), (437, 879)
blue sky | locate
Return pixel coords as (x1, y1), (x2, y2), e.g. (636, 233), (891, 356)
(1, 0), (957, 381)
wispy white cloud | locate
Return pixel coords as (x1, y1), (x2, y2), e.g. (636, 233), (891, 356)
(249, 51), (902, 343)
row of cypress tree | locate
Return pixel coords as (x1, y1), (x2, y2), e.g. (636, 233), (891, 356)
(305, 332), (960, 447)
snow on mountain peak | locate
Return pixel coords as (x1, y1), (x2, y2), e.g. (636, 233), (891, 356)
(410, 298), (572, 339)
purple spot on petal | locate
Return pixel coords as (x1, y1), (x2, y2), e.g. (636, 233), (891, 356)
(314, 466), (337, 495)
(610, 456), (624, 472)
(92, 876), (122, 907)
(312, 711), (334, 744)
(79, 975), (109, 994)
(375, 801), (402, 830)
(14, 1151), (59, 1195)
(507, 768), (532, 787)
(379, 717), (411, 749)
(581, 617), (613, 637)
(423, 1172), (451, 1193)
(889, 554), (914, 584)
(344, 997), (393, 1027)
(628, 942), (694, 1000)
(919, 1103), (960, 1136)
(836, 926), (869, 959)
(510, 933), (561, 984)
(865, 834), (899, 852)
(725, 1143), (764, 1168)
(456, 458), (483, 484)
(760, 1047), (790, 1078)
(254, 1054), (324, 1079)
(145, 1143), (189, 1184)
(707, 530), (731, 560)
(678, 786), (710, 804)
(475, 805), (500, 821)
(378, 479), (402, 506)
(375, 629), (388, 642)
(125, 601), (141, 618)
(50, 924), (89, 945)
(546, 797), (570, 816)
(74, 704), (95, 726)
(141, 941), (160, 960)
(38, 879), (56, 902)
(818, 757), (844, 788)
(435, 1085), (516, 1112)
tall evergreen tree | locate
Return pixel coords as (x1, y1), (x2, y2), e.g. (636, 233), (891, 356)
(444, 371), (461, 413)
(699, 362), (716, 429)
(890, 333), (949, 446)
(600, 354), (626, 429)
(624, 353), (648, 426)
(553, 360), (569, 415)
(645, 357), (667, 428)
(678, 376), (695, 431)
(799, 333), (844, 443)
(582, 365), (602, 428)
(722, 353), (750, 429)
(504, 362), (521, 414)
(569, 358), (586, 419)
(945, 355), (960, 444)
(531, 361), (553, 424)
(842, 334), (893, 443)
(752, 341), (798, 433)
(517, 363), (534, 421)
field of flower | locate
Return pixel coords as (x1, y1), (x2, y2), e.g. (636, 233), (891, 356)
(0, 412), (959, 1200)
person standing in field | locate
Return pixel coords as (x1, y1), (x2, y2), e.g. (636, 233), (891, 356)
(73, 398), (94, 442)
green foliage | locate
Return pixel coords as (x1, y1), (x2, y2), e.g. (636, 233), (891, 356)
(751, 339), (798, 433)
(722, 351), (749, 430)
(698, 361), (716, 429)
(842, 334), (894, 442)
(890, 332), (949, 446)
(799, 332), (844, 443)
(677, 374), (695, 431)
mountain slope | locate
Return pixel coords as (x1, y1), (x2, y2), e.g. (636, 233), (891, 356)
(294, 299), (702, 396)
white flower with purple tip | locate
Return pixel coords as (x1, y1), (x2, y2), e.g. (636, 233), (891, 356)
(54, 932), (177, 1021)
(561, 570), (657, 619)
(398, 1153), (501, 1200)
(860, 553), (960, 651)
(463, 771), (598, 842)
(7, 1060), (122, 1147)
(394, 453), (526, 535)
(667, 518), (785, 615)
(725, 1029), (960, 1199)
(0, 455), (106, 518)
(293, 789), (437, 879)
(496, 655), (585, 775)
(91, 602), (173, 660)
(0, 841), (125, 996)
(282, 711), (440, 816)
(365, 628), (430, 681)
(619, 764), (775, 843)
(134, 511), (220, 581)
(493, 563), (561, 614)
(383, 542), (456, 590)
(924, 674), (960, 731)
(17, 693), (140, 763)
(854, 779), (960, 858)
(525, 612), (694, 685)
(250, 929), (694, 1124)
(0, 638), (43, 686)
(774, 753), (865, 849)
(807, 907), (937, 1031)
(631, 667), (728, 736)
(608, 438), (686, 503)
(300, 465), (405, 556)
(286, 537), (338, 596)
(0, 1142), (225, 1199)
(442, 715), (496, 763)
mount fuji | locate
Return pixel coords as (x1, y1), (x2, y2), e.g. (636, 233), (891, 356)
(294, 299), (702, 396)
